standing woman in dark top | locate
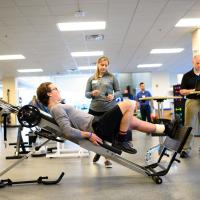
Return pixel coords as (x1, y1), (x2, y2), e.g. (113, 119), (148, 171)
(85, 56), (122, 168)
(179, 55), (200, 158)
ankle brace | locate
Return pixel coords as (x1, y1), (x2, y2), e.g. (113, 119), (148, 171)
(118, 134), (126, 142)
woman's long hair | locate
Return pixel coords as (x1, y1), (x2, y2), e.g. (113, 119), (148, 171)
(94, 56), (113, 79)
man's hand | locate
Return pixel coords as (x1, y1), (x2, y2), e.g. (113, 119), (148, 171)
(180, 89), (195, 96)
(189, 89), (195, 94)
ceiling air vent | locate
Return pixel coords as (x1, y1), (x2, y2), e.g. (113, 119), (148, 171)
(68, 67), (78, 72)
(85, 34), (104, 41)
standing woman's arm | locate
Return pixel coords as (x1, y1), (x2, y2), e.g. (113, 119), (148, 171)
(113, 76), (122, 98)
(85, 77), (93, 98)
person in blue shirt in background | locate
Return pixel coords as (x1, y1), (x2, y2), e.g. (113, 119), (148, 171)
(136, 82), (154, 122)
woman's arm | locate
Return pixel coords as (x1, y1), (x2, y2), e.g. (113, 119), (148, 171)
(113, 76), (122, 98)
(85, 77), (93, 98)
(51, 105), (102, 145)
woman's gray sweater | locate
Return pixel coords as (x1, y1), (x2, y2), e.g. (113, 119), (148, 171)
(50, 103), (94, 141)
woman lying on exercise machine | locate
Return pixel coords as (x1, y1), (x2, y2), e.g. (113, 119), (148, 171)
(36, 82), (178, 154)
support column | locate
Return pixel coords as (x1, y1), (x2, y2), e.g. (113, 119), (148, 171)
(2, 77), (17, 125)
(192, 28), (200, 56)
(192, 28), (200, 135)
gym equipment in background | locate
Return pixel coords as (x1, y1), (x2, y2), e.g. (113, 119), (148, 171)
(0, 100), (64, 188)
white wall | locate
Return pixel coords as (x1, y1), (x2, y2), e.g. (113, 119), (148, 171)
(118, 73), (133, 92)
(132, 72), (152, 94)
(52, 74), (91, 109)
(151, 72), (172, 108)
(152, 72), (171, 96)
(17, 74), (92, 109)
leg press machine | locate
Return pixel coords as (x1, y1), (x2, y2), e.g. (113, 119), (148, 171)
(0, 100), (192, 187)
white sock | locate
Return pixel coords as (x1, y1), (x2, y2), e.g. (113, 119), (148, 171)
(155, 124), (165, 134)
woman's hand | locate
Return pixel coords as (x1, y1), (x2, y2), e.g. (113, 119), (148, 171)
(92, 90), (100, 97)
(106, 94), (114, 102)
(81, 131), (103, 145)
(89, 133), (103, 145)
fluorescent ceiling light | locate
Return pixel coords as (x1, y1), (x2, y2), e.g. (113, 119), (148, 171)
(71, 51), (104, 57)
(175, 18), (200, 27)
(17, 69), (43, 73)
(77, 65), (96, 70)
(150, 48), (184, 54)
(137, 64), (162, 68)
(0, 54), (25, 60)
(57, 21), (106, 31)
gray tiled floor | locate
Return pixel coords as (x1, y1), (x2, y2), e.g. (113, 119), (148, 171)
(0, 127), (200, 200)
